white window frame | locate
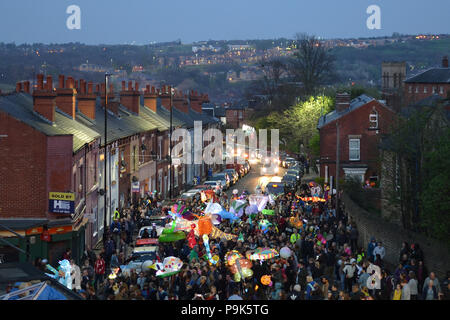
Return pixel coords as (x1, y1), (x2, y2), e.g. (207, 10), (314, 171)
(424, 86), (427, 93)
(369, 110), (378, 129)
(440, 86), (444, 94)
(432, 86), (437, 94)
(349, 139), (360, 161)
(415, 86), (419, 93)
(408, 85), (412, 93)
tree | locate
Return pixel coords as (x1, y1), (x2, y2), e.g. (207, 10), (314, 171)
(289, 33), (335, 96)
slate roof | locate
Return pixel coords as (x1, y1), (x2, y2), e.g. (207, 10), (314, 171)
(202, 104), (226, 118)
(0, 93), (100, 152)
(405, 68), (450, 84)
(75, 98), (164, 144)
(317, 94), (375, 129)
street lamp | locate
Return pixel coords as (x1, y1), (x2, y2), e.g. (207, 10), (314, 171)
(169, 86), (174, 200)
(102, 72), (111, 245)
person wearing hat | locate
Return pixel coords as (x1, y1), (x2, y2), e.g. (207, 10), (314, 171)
(367, 237), (377, 260)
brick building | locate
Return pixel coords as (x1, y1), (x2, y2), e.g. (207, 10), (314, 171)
(225, 104), (251, 129)
(1, 74), (220, 263)
(317, 93), (397, 185)
(0, 75), (100, 265)
(404, 56), (450, 106)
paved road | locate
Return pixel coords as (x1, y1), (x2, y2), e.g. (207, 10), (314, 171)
(225, 163), (288, 197)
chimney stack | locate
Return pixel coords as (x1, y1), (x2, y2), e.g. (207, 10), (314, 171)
(173, 90), (189, 113)
(16, 82), (22, 93)
(189, 90), (202, 113)
(335, 92), (351, 113)
(443, 56), (449, 68)
(160, 85), (172, 111)
(78, 80), (97, 120)
(33, 74), (57, 122)
(120, 80), (140, 114)
(55, 75), (77, 119)
(143, 85), (158, 112)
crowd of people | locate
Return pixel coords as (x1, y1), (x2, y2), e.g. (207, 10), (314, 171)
(27, 170), (450, 301)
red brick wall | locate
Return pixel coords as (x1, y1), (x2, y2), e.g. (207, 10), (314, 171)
(404, 83), (450, 106)
(319, 100), (397, 181)
(46, 135), (73, 217)
(0, 112), (48, 218)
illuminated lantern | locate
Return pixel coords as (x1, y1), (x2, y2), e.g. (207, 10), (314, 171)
(261, 275), (271, 286)
(197, 217), (212, 236)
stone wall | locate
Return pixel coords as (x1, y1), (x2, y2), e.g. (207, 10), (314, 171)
(342, 192), (449, 279)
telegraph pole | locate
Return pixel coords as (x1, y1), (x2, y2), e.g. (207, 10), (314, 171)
(335, 120), (340, 216)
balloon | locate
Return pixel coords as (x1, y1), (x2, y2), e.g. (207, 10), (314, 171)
(204, 202), (223, 215)
(233, 272), (242, 282)
(248, 194), (268, 212)
(280, 247), (292, 259)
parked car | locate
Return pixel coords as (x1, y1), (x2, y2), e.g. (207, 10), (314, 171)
(203, 181), (223, 193)
(265, 182), (287, 196)
(177, 190), (200, 202)
(223, 168), (239, 184)
(286, 169), (302, 181)
(122, 246), (160, 275)
(282, 173), (299, 190)
(282, 157), (297, 168)
(290, 163), (305, 176)
(137, 216), (166, 238)
(211, 173), (230, 189)
(243, 160), (251, 174)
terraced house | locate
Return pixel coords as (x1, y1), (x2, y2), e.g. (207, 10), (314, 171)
(0, 74), (221, 265)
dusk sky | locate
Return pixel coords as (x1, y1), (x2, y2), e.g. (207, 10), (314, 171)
(1, 0), (449, 44)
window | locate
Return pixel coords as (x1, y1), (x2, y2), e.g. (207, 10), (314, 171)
(440, 86), (444, 94)
(234, 111), (237, 116)
(349, 139), (360, 161)
(432, 86), (437, 94)
(424, 86), (427, 93)
(239, 111), (243, 119)
(158, 137), (162, 160)
(408, 86), (412, 93)
(369, 110), (378, 129)
(415, 86), (419, 93)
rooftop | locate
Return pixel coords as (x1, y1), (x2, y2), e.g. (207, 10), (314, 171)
(317, 94), (376, 129)
(405, 68), (450, 84)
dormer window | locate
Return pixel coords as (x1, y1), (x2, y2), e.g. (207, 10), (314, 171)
(369, 109), (378, 129)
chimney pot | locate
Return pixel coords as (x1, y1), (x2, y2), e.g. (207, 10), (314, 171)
(37, 74), (44, 90)
(146, 85), (150, 93)
(443, 56), (449, 68)
(128, 81), (133, 91)
(46, 75), (53, 91)
(135, 82), (139, 92)
(88, 82), (93, 94)
(122, 81), (126, 91)
(58, 75), (65, 88)
(16, 82), (22, 92)
(24, 81), (30, 93)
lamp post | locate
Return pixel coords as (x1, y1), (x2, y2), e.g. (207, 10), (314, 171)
(169, 86), (174, 200)
(102, 72), (111, 245)
(335, 120), (340, 216)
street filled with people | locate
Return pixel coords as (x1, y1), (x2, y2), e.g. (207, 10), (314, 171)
(28, 158), (450, 301)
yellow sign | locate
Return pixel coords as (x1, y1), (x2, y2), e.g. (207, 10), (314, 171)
(49, 192), (75, 201)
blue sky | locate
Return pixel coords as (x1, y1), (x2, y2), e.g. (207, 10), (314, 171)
(0, 0), (449, 44)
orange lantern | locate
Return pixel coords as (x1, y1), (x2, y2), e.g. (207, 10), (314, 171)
(198, 217), (212, 236)
(261, 275), (271, 286)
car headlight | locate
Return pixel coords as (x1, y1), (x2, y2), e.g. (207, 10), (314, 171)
(262, 168), (266, 172)
(275, 167), (279, 172)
